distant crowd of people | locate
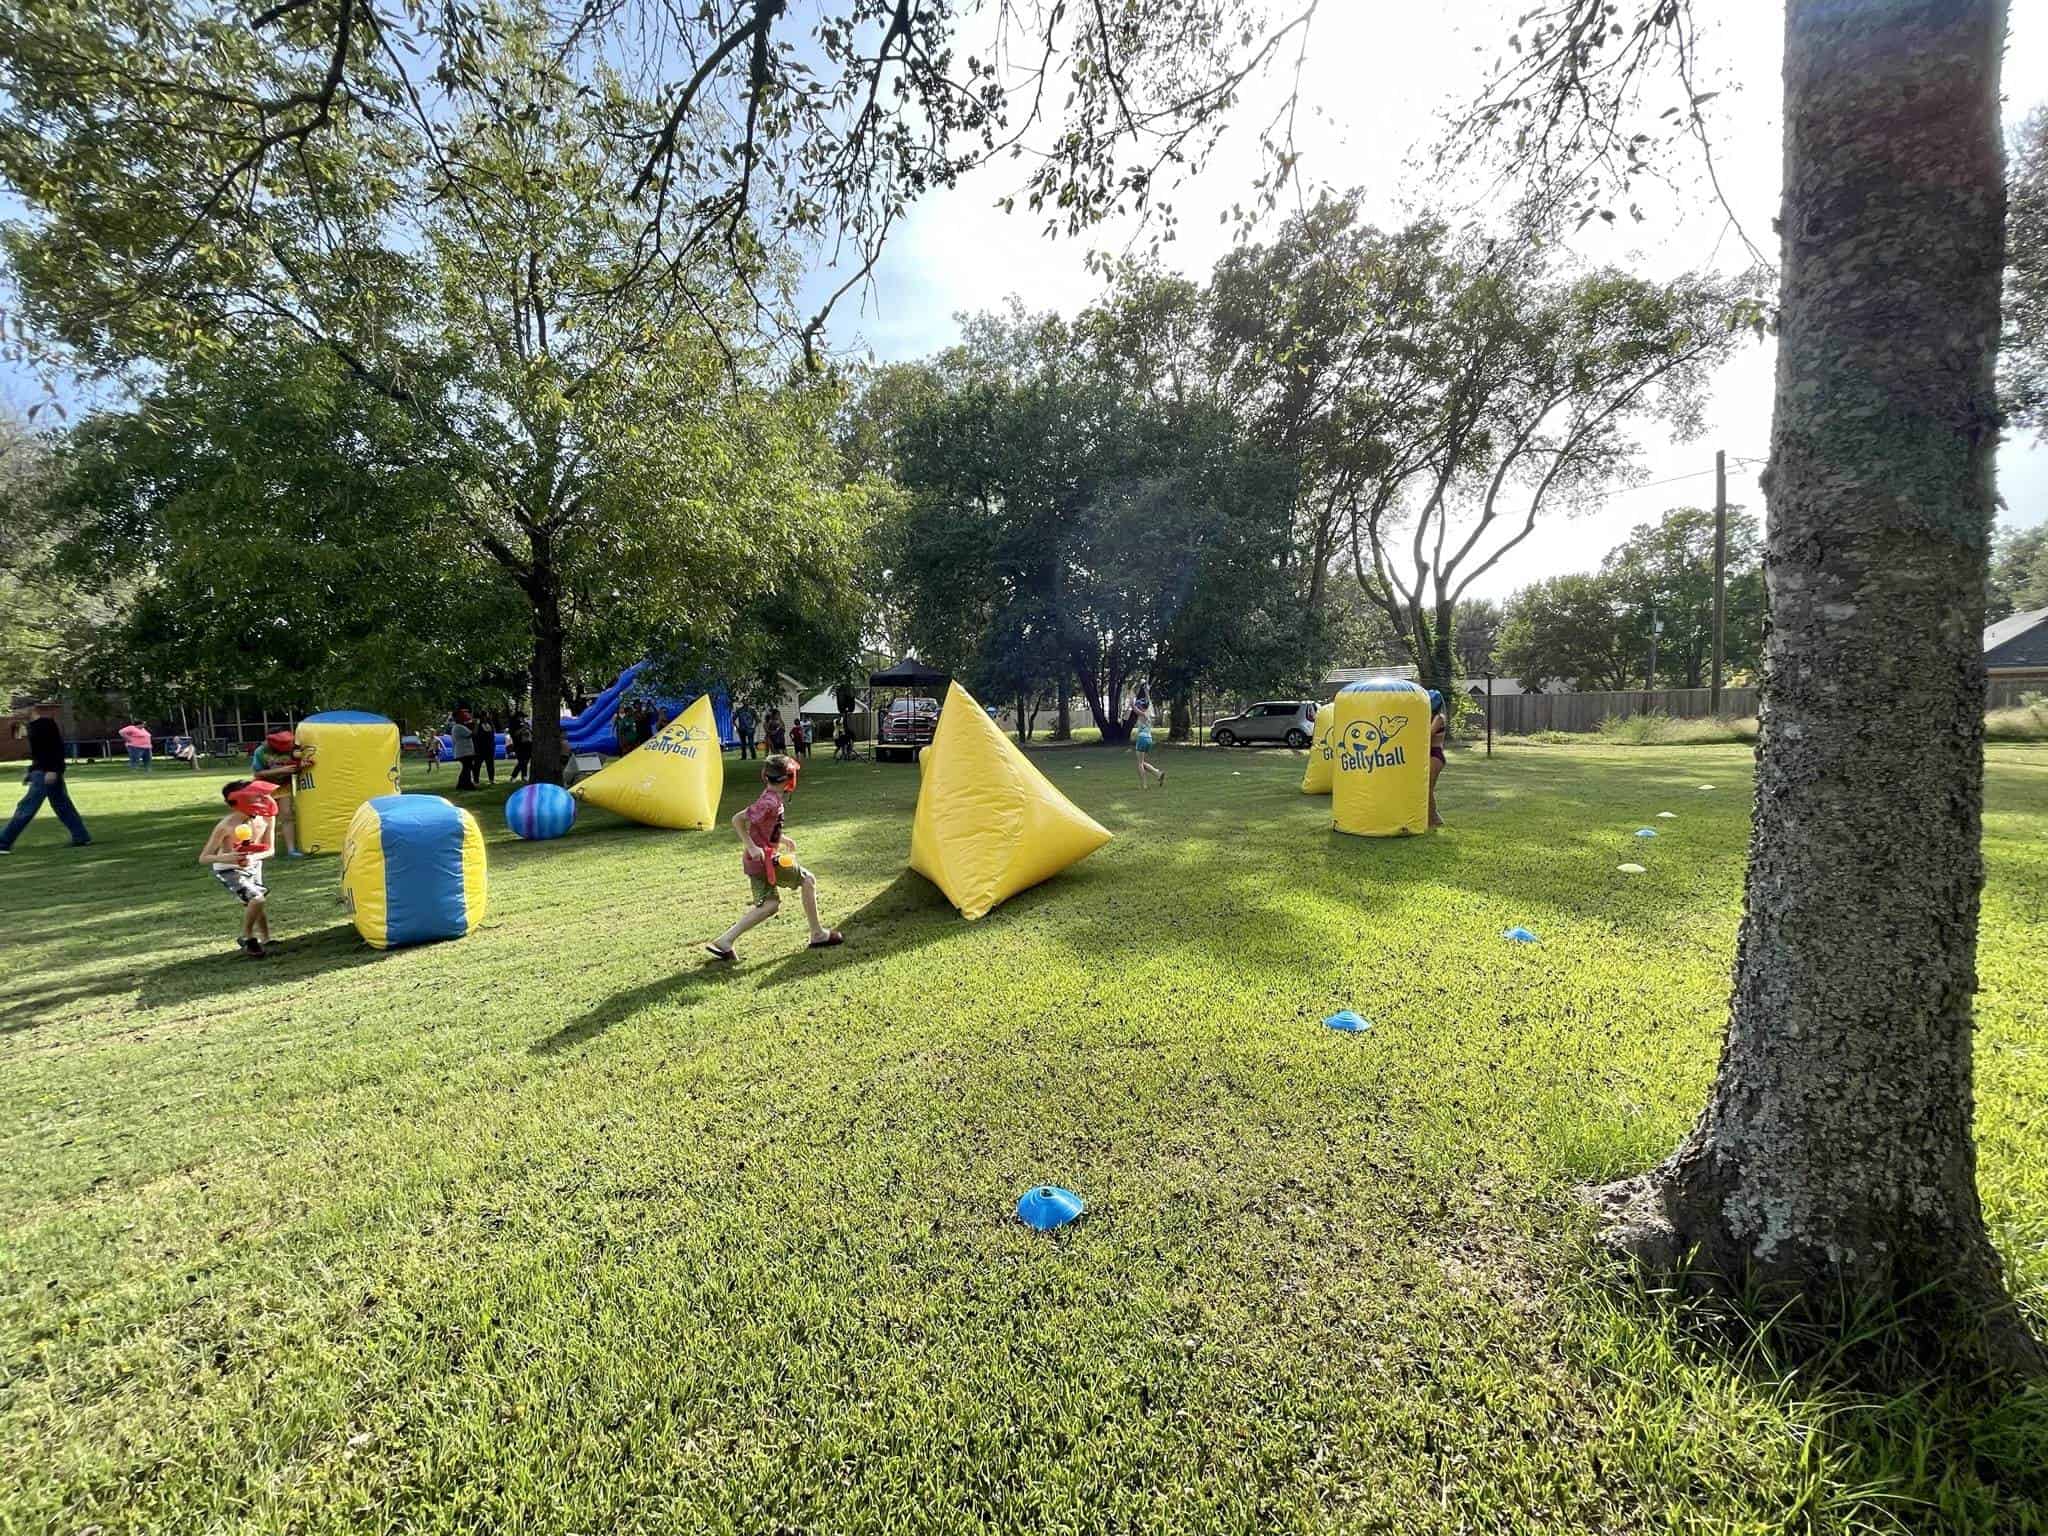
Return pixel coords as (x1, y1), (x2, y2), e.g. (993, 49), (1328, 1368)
(430, 706), (535, 790)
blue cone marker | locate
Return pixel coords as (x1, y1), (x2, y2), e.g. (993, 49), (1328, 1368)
(1017, 1185), (1085, 1232)
(1324, 1010), (1371, 1033)
(1634, 827), (1659, 838)
(1503, 926), (1539, 943)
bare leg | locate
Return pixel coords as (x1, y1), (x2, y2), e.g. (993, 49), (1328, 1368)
(1429, 757), (1444, 827)
(279, 798), (300, 855)
(797, 870), (833, 943)
(712, 895), (780, 954)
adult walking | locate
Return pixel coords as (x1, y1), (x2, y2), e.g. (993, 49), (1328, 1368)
(118, 721), (153, 771)
(476, 710), (498, 785)
(734, 701), (758, 759)
(450, 708), (476, 790)
(764, 706), (787, 756)
(509, 712), (534, 783)
(0, 716), (91, 852)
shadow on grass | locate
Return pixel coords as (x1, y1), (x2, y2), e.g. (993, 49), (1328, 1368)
(2, 922), (386, 1032)
(532, 870), (964, 1052)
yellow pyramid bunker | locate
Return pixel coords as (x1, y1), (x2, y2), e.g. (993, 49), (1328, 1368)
(910, 682), (1112, 920)
(571, 692), (723, 830)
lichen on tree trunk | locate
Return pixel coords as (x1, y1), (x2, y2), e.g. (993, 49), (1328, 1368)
(1594, 0), (2041, 1373)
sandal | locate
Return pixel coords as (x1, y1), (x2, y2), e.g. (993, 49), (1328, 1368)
(808, 931), (844, 949)
(704, 943), (736, 962)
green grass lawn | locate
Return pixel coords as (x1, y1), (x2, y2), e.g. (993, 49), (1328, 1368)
(5, 742), (2048, 1533)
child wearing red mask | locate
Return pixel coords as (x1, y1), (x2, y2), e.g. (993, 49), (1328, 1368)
(704, 754), (843, 961)
(199, 779), (279, 957)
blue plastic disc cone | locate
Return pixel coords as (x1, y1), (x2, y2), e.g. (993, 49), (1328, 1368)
(1324, 1010), (1371, 1033)
(1504, 926), (1539, 943)
(1017, 1185), (1085, 1231)
(1634, 827), (1659, 838)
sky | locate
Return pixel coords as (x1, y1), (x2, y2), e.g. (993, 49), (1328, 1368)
(6, 1), (2045, 603)
(795, 0), (2048, 600)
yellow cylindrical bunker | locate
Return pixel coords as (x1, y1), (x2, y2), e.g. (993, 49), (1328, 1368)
(1330, 679), (1430, 836)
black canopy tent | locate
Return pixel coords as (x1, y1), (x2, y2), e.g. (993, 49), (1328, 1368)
(866, 657), (951, 761)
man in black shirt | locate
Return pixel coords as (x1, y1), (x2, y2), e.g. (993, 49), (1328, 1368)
(0, 716), (92, 851)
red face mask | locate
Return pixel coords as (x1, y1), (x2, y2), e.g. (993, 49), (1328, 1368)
(265, 730), (296, 753)
(229, 787), (278, 818)
(777, 762), (800, 794)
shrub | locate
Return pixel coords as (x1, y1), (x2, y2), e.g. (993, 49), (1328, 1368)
(1590, 712), (1760, 746)
(1986, 692), (2048, 742)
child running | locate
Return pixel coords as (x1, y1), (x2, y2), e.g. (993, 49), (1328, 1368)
(200, 779), (278, 958)
(1428, 689), (1447, 828)
(1129, 683), (1165, 789)
(705, 755), (843, 961)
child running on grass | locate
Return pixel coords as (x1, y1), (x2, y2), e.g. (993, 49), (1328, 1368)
(200, 780), (278, 958)
(705, 754), (843, 961)
(1428, 689), (1447, 829)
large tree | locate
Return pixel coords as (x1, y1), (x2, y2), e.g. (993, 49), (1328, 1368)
(1344, 251), (1742, 699)
(1988, 523), (2048, 622)
(874, 299), (1310, 739)
(1600, 506), (1765, 689)
(2004, 106), (2048, 438)
(4, 27), (865, 780)
(40, 346), (530, 724)
(0, 413), (128, 704)
(1474, 0), (2038, 1369)
(1493, 573), (1640, 694)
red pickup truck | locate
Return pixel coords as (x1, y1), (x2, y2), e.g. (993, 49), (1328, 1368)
(876, 695), (940, 762)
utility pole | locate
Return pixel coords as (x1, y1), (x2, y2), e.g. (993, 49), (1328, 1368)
(1711, 448), (1728, 717)
(1645, 598), (1662, 714)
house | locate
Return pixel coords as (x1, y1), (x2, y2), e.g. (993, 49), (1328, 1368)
(1985, 607), (2048, 683)
(1462, 676), (1571, 702)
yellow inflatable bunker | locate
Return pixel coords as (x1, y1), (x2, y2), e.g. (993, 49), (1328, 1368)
(1300, 696), (1339, 794)
(911, 681), (1112, 920)
(571, 693), (723, 830)
(341, 794), (487, 948)
(295, 710), (401, 855)
(1330, 679), (1431, 836)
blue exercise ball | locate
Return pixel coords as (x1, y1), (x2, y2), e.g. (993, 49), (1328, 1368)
(505, 782), (577, 840)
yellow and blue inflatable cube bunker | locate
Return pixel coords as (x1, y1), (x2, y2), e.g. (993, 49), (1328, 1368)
(1330, 679), (1431, 837)
(341, 794), (487, 949)
(295, 710), (401, 855)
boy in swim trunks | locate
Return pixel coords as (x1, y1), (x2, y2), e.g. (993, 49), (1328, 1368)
(704, 754), (843, 961)
(1428, 689), (1447, 828)
(200, 779), (278, 957)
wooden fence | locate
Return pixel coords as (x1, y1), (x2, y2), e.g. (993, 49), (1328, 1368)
(1481, 678), (2041, 736)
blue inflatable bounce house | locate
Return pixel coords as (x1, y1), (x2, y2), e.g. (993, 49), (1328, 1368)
(340, 795), (487, 949)
(560, 661), (737, 756)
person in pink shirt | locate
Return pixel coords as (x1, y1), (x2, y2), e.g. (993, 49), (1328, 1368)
(118, 722), (153, 771)
(703, 755), (843, 961)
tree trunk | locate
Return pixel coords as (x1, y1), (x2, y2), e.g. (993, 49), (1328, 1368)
(527, 559), (567, 787)
(1595, 0), (2038, 1372)
(1053, 675), (1072, 741)
(1169, 692), (1192, 742)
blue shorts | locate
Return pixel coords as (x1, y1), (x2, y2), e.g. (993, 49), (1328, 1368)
(1135, 728), (1154, 753)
